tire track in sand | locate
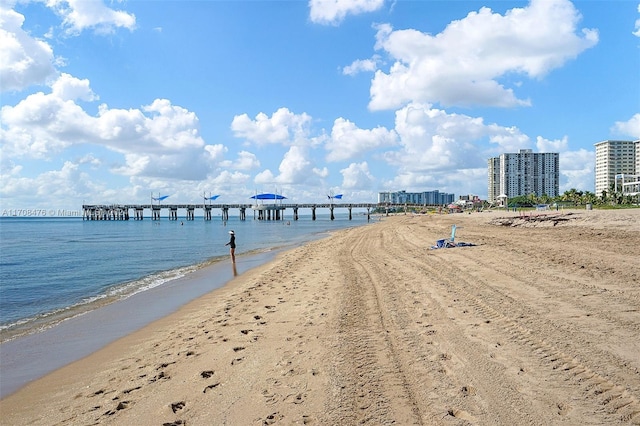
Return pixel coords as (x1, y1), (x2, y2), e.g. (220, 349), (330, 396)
(381, 223), (541, 425)
(407, 230), (640, 424)
(322, 227), (423, 425)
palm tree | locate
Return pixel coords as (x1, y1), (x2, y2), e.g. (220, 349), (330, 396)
(539, 194), (552, 205)
(581, 191), (598, 205)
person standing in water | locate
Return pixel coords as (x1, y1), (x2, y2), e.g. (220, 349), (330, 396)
(225, 230), (236, 263)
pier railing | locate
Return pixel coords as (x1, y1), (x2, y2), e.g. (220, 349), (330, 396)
(81, 202), (433, 221)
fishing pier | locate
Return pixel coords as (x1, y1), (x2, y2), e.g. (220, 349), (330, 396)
(81, 202), (382, 221)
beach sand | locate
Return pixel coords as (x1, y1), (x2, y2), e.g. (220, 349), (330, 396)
(1, 209), (639, 425)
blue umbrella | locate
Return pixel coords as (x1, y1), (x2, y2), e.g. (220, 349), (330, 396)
(250, 193), (287, 200)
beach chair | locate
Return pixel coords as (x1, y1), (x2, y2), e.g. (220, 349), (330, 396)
(430, 224), (475, 249)
(431, 225), (457, 249)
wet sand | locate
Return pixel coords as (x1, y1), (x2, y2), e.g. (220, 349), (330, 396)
(1, 209), (639, 425)
(0, 250), (276, 399)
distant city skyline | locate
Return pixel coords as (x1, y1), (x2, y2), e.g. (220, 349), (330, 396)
(1, 1), (639, 210)
(378, 190), (455, 206)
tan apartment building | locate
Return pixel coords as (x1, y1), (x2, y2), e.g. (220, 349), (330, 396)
(594, 140), (640, 197)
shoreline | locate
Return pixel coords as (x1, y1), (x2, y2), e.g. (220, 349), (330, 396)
(0, 249), (280, 399)
(1, 209), (638, 425)
(0, 214), (368, 343)
(0, 217), (368, 397)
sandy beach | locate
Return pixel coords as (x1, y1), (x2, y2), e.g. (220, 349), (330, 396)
(1, 208), (639, 425)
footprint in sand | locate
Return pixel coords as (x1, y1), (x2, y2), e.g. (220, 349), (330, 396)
(103, 400), (130, 416)
(262, 389), (278, 405)
(461, 385), (477, 396)
(149, 371), (170, 383)
(446, 408), (476, 422)
(284, 393), (305, 404)
(263, 412), (283, 425)
(170, 401), (185, 413)
(557, 401), (572, 416)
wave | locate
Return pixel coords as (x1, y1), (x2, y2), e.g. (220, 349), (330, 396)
(0, 258), (220, 343)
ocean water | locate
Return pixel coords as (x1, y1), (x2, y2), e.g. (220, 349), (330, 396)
(0, 212), (369, 342)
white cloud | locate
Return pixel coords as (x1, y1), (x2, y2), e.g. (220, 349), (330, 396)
(559, 149), (594, 193)
(254, 169), (275, 185)
(365, 102), (548, 196)
(276, 146), (315, 184)
(253, 145), (323, 186)
(486, 125), (531, 153)
(340, 161), (374, 189)
(342, 56), (380, 76)
(313, 166), (329, 178)
(1, 90), (87, 157)
(231, 108), (314, 146)
(611, 113), (640, 139)
(369, 0), (598, 110)
(219, 150), (261, 171)
(204, 144), (227, 163)
(309, 0), (384, 25)
(381, 103), (595, 197)
(140, 99), (205, 151)
(387, 103), (530, 174)
(47, 0), (136, 35)
(325, 117), (398, 162)
(0, 159), (103, 208)
(1, 74), (223, 180)
(634, 4), (640, 37)
(235, 151), (261, 170)
(535, 135), (568, 153)
(76, 154), (101, 167)
(535, 136), (593, 193)
(210, 170), (251, 186)
(51, 72), (98, 101)
(0, 7), (57, 92)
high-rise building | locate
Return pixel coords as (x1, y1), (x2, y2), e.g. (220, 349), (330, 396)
(487, 149), (559, 203)
(594, 140), (640, 197)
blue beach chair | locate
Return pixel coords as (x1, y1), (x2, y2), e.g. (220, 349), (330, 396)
(431, 225), (458, 249)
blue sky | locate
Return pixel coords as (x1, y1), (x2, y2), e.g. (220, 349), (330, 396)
(1, 0), (639, 210)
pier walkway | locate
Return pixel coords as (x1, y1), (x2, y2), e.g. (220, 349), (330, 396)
(82, 203), (400, 221)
